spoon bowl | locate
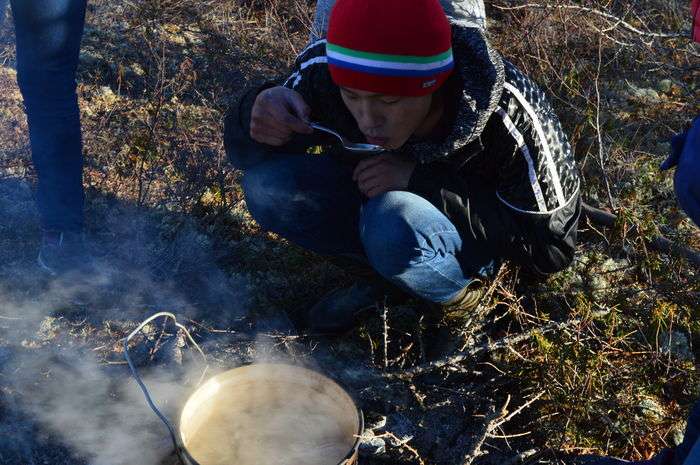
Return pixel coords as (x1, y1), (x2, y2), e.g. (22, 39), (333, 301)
(310, 123), (385, 154)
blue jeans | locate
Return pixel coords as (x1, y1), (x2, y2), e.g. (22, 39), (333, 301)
(3, 0), (86, 232)
(232, 146), (496, 304)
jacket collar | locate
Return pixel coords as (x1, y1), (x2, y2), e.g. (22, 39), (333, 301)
(404, 25), (504, 164)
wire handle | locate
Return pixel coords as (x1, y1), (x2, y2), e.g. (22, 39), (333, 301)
(123, 312), (208, 456)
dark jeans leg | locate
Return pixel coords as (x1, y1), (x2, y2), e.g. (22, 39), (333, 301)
(360, 191), (497, 303)
(241, 153), (366, 255)
(11, 0), (86, 232)
(237, 146), (497, 302)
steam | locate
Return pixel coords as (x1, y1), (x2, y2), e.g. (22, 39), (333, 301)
(0, 176), (253, 465)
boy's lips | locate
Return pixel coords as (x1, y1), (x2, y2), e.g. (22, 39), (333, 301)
(365, 136), (389, 146)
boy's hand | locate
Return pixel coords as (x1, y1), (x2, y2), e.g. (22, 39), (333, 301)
(353, 153), (417, 198)
(250, 86), (313, 146)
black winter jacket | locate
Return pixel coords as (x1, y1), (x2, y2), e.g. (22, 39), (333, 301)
(225, 25), (581, 274)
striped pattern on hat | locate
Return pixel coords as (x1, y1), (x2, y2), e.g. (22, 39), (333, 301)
(326, 43), (454, 78)
(326, 0), (454, 97)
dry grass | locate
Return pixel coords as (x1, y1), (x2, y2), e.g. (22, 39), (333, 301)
(0, 1), (698, 464)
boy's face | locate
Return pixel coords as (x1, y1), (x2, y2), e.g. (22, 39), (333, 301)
(340, 87), (433, 150)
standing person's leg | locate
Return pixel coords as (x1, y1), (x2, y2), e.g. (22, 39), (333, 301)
(11, 0), (86, 233)
(310, 0), (486, 41)
(10, 0), (87, 273)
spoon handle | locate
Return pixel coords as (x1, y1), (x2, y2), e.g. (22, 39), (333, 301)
(310, 122), (342, 141)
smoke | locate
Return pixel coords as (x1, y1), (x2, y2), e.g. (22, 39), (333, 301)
(4, 347), (181, 465)
(0, 176), (253, 465)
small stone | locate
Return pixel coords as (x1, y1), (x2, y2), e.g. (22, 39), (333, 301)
(638, 398), (666, 422)
(658, 79), (673, 93)
(670, 421), (686, 446)
(660, 331), (694, 362)
(626, 82), (661, 103)
(359, 432), (386, 456)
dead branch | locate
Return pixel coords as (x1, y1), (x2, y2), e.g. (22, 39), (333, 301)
(593, 36), (616, 211)
(492, 391), (546, 429)
(493, 3), (686, 38)
(462, 400), (508, 465)
(582, 202), (700, 269)
(390, 310), (609, 379)
(463, 394), (543, 464)
(381, 298), (389, 369)
(375, 431), (426, 465)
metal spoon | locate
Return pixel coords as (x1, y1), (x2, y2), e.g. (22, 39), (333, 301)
(309, 122), (385, 154)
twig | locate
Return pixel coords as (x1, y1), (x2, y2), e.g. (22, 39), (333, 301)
(487, 430), (532, 439)
(502, 448), (539, 465)
(391, 310), (609, 378)
(593, 35), (616, 211)
(375, 431), (426, 465)
(493, 3), (686, 38)
(582, 202), (700, 269)
(381, 298), (389, 370)
(462, 400), (508, 465)
(463, 394), (543, 464)
(493, 390), (546, 429)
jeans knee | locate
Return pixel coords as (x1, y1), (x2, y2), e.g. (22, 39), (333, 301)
(241, 163), (318, 233)
(242, 167), (280, 230)
(360, 193), (424, 276)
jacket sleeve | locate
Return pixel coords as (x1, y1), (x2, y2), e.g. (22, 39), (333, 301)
(408, 63), (581, 275)
(480, 62), (582, 274)
(223, 39), (334, 169)
(223, 81), (277, 170)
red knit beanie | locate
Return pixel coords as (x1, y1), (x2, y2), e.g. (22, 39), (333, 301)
(327, 0), (454, 97)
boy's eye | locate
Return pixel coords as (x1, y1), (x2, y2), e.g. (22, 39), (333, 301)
(381, 99), (400, 105)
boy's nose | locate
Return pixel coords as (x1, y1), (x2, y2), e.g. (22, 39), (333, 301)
(358, 103), (383, 131)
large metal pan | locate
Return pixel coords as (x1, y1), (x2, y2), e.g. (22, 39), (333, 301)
(125, 313), (363, 465)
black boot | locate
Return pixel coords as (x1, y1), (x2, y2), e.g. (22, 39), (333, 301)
(423, 280), (484, 359)
(306, 254), (408, 335)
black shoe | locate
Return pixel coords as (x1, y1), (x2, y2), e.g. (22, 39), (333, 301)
(37, 231), (92, 276)
(306, 280), (383, 335)
(423, 281), (485, 359)
(307, 254), (410, 335)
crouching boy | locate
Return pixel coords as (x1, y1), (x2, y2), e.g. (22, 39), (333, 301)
(224, 0), (581, 333)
